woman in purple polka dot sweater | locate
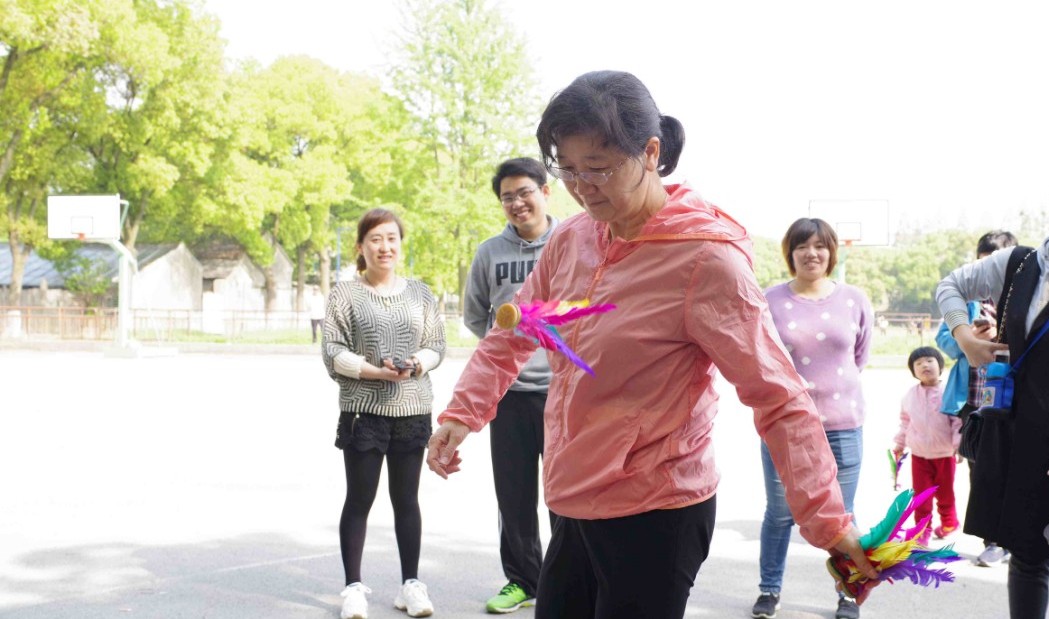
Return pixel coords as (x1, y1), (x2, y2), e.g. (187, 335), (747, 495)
(751, 218), (874, 619)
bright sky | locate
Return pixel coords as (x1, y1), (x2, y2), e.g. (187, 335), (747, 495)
(204, 0), (1049, 242)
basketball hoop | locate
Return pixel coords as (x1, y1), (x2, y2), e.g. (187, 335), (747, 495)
(844, 239), (854, 249)
(76, 232), (86, 242)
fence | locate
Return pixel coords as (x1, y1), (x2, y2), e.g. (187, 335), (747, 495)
(2, 306), (119, 340)
(876, 312), (938, 335)
(0, 306), (318, 342)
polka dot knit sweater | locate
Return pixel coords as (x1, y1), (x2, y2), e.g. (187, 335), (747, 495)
(764, 282), (874, 431)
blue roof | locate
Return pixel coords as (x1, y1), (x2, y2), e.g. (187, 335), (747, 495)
(0, 243), (176, 288)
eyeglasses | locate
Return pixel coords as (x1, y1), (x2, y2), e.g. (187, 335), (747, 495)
(548, 158), (628, 186)
(499, 185), (541, 207)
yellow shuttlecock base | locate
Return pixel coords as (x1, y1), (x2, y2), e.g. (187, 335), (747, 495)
(495, 303), (522, 329)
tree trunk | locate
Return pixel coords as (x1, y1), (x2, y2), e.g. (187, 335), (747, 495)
(6, 228), (29, 305)
(317, 246), (331, 296)
(457, 259), (467, 314)
(0, 129), (24, 188)
(295, 245), (306, 312)
(124, 199), (146, 252)
(263, 265), (277, 313)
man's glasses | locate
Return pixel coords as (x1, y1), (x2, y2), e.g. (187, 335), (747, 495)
(548, 158), (628, 187)
(499, 185), (541, 207)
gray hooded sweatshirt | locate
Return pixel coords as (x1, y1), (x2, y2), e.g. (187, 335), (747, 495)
(463, 216), (559, 392)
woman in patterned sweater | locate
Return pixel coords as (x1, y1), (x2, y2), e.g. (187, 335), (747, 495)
(322, 208), (446, 619)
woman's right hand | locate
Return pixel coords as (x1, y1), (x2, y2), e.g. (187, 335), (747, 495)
(953, 324), (1008, 367)
(361, 359), (414, 382)
(426, 420), (469, 479)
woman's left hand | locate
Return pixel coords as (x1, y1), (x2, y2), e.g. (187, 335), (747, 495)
(954, 325), (1008, 367)
(380, 358), (415, 381)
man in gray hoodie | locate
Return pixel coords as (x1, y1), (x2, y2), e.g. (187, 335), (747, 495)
(464, 157), (559, 614)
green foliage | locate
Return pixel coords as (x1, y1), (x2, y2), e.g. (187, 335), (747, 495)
(75, 0), (230, 250)
(53, 251), (112, 308)
(837, 246), (894, 309)
(752, 229), (983, 316)
(390, 0), (540, 297)
(544, 182), (584, 222)
(808, 230), (977, 316)
(224, 57), (404, 293)
(1, 0), (134, 301)
(751, 236), (791, 290)
(6, 0), (1023, 321)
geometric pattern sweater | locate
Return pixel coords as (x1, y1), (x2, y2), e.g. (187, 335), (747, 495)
(322, 278), (446, 417)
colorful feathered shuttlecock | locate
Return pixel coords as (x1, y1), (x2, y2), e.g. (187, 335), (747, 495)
(495, 300), (616, 375)
(826, 487), (962, 601)
(888, 449), (909, 490)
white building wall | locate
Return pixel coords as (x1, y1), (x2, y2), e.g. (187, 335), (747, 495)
(131, 245), (203, 311)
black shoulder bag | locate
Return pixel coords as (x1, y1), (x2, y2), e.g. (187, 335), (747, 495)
(959, 248), (1044, 461)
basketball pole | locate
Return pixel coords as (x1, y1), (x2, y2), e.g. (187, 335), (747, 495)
(104, 238), (137, 348)
(838, 239), (852, 284)
(106, 199), (137, 349)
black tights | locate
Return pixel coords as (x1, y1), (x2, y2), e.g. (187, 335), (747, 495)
(340, 447), (424, 585)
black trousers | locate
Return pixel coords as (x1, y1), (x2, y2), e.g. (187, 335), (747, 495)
(535, 497), (716, 619)
(490, 389), (550, 596)
(1009, 546), (1049, 618)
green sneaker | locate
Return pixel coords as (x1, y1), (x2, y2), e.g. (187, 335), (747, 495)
(485, 582), (535, 614)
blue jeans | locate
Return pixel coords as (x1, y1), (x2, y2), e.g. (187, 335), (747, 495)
(758, 427), (863, 594)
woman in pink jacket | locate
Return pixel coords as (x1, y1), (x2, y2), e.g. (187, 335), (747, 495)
(425, 70), (876, 619)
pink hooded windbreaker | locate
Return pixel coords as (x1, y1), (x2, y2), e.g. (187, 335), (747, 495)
(439, 184), (852, 549)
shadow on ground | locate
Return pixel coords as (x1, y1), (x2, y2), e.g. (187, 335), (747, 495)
(1, 523), (1010, 619)
(1, 526), (513, 619)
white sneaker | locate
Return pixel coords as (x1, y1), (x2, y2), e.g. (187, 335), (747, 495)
(394, 579), (434, 617)
(977, 544), (1006, 567)
(341, 582), (371, 619)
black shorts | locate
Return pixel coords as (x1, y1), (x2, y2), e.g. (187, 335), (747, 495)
(334, 412), (432, 454)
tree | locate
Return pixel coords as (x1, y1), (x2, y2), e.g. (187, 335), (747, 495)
(79, 0), (228, 251)
(390, 0), (540, 300)
(751, 236), (791, 290)
(883, 228), (976, 315)
(221, 57), (403, 309)
(838, 246), (894, 310)
(52, 249), (112, 308)
(1, 0), (134, 303)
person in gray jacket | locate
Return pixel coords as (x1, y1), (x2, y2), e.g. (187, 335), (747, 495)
(464, 157), (559, 614)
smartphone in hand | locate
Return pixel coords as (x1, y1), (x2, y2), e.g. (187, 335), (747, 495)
(973, 318), (991, 328)
(391, 358), (414, 372)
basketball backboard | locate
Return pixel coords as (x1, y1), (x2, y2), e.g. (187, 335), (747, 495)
(47, 194), (122, 241)
(807, 199), (891, 246)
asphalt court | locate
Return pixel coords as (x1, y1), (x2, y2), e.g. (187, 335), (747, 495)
(0, 350), (1010, 618)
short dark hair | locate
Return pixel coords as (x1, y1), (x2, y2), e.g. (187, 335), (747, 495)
(355, 208), (404, 272)
(908, 346), (944, 377)
(976, 230), (1018, 257)
(781, 218), (839, 276)
(536, 70), (685, 178)
(492, 158), (547, 197)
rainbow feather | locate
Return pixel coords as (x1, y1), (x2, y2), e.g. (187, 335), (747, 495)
(887, 449), (908, 490)
(827, 487), (961, 601)
(877, 562), (956, 588)
(495, 300), (616, 375)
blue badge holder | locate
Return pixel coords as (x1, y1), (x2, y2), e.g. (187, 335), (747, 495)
(980, 361), (1014, 409)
